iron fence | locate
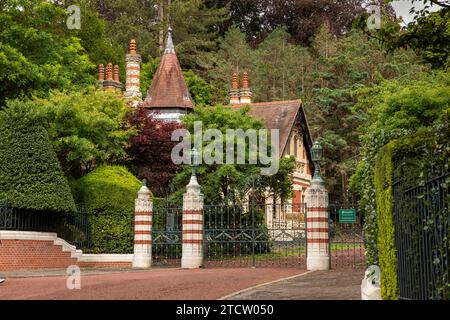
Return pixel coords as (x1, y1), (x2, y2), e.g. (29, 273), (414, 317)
(328, 204), (366, 269)
(203, 203), (307, 268)
(152, 205), (183, 266)
(393, 170), (449, 300)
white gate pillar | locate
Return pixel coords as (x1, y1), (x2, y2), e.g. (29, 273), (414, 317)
(306, 141), (330, 271)
(132, 180), (153, 268)
(181, 173), (204, 269)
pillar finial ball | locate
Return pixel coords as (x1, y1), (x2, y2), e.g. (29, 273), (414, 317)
(143, 178), (147, 187)
(129, 39), (137, 54)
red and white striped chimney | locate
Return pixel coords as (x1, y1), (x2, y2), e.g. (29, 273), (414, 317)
(124, 39), (142, 103)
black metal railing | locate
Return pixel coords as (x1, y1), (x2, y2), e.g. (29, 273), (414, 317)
(393, 170), (449, 300)
(328, 204), (366, 269)
(0, 203), (62, 232)
(203, 203), (307, 268)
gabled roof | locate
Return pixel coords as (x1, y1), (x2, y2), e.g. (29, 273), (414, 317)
(229, 100), (313, 161)
(141, 28), (193, 110)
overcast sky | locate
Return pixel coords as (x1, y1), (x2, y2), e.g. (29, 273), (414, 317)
(390, 0), (442, 25)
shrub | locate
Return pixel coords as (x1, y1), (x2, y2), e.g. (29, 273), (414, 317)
(72, 165), (144, 253)
(0, 100), (75, 212)
(374, 143), (398, 300)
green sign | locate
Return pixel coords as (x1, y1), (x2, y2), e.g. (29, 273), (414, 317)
(339, 209), (356, 223)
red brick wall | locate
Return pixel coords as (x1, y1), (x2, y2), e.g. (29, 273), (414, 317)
(0, 239), (132, 271)
(0, 239), (77, 271)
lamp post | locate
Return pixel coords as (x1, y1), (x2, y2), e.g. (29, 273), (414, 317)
(311, 140), (324, 184)
(306, 139), (329, 271)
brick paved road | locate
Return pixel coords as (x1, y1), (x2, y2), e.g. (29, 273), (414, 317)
(0, 268), (305, 300)
(224, 269), (365, 300)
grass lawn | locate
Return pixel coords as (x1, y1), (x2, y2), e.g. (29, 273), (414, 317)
(206, 242), (365, 261)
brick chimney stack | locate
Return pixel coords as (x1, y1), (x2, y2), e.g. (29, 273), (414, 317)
(124, 39), (142, 104)
(229, 72), (240, 104)
(239, 71), (252, 104)
(99, 64), (105, 81)
(113, 65), (120, 82)
(102, 62), (117, 92)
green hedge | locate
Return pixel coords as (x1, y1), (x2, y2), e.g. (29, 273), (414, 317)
(72, 165), (143, 253)
(374, 142), (398, 300)
(374, 134), (438, 299)
(0, 100), (75, 212)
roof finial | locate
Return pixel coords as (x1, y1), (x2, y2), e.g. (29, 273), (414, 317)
(164, 26), (175, 54)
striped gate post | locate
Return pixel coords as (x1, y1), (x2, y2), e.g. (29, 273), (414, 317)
(181, 174), (204, 269)
(132, 180), (153, 268)
(305, 176), (330, 270)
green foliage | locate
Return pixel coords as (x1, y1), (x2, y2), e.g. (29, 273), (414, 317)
(32, 89), (134, 177)
(72, 165), (143, 253)
(351, 70), (450, 267)
(399, 9), (450, 69)
(171, 105), (294, 205)
(66, 0), (126, 68)
(0, 0), (96, 106)
(183, 70), (216, 106)
(0, 100), (76, 212)
(374, 143), (398, 300)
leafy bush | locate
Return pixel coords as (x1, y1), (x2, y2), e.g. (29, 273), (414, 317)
(32, 89), (134, 178)
(0, 100), (76, 212)
(72, 165), (143, 253)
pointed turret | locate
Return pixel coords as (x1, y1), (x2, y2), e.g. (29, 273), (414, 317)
(141, 27), (193, 120)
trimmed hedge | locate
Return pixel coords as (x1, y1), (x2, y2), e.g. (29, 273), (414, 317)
(374, 133), (438, 299)
(374, 143), (398, 300)
(72, 165), (144, 253)
(0, 100), (75, 212)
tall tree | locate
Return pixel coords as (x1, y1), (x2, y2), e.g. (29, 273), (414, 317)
(0, 0), (95, 106)
(170, 105), (295, 205)
(206, 0), (366, 45)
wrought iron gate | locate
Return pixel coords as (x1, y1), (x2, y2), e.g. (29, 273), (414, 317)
(152, 205), (182, 266)
(203, 203), (307, 268)
(328, 204), (366, 269)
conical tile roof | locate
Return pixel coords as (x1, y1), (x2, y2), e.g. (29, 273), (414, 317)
(142, 27), (193, 109)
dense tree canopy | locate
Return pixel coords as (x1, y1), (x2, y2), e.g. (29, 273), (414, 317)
(349, 70), (450, 264)
(0, 0), (95, 106)
(170, 105), (295, 205)
(32, 89), (134, 178)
